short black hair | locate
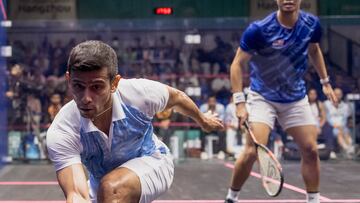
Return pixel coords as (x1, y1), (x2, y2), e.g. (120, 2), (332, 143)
(67, 40), (118, 81)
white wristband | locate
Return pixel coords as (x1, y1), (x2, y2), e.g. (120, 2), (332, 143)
(320, 76), (330, 85)
(233, 92), (246, 104)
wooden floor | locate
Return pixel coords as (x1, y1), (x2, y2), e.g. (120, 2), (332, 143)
(0, 158), (359, 202)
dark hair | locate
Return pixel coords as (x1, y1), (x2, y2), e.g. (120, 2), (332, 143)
(67, 40), (118, 81)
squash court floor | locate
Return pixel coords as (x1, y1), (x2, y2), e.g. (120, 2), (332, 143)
(0, 158), (359, 203)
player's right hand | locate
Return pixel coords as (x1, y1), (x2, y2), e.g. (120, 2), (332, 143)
(200, 111), (225, 133)
(236, 102), (248, 126)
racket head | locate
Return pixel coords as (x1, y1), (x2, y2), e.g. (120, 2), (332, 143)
(244, 121), (284, 197)
(256, 143), (284, 197)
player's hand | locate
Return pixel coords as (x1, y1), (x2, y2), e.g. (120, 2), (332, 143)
(200, 111), (225, 133)
(236, 102), (248, 126)
(322, 83), (338, 106)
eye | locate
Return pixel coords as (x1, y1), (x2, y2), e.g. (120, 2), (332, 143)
(72, 83), (85, 91)
(91, 84), (104, 91)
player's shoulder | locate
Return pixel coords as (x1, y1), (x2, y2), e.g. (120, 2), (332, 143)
(118, 78), (158, 91)
(47, 100), (81, 141)
(299, 10), (319, 26)
(252, 12), (277, 28)
(117, 78), (168, 109)
(118, 78), (161, 97)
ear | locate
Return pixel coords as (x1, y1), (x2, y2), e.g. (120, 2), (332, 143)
(66, 71), (71, 86)
(111, 74), (121, 93)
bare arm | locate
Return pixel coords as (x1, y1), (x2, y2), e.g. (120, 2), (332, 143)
(56, 164), (91, 203)
(164, 86), (224, 132)
(230, 47), (252, 125)
(230, 48), (252, 93)
(308, 43), (337, 105)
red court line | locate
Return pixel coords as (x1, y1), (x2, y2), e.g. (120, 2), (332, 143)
(0, 0), (7, 20)
(2, 200), (360, 203)
(0, 181), (58, 185)
(154, 201), (360, 203)
(224, 163), (332, 201)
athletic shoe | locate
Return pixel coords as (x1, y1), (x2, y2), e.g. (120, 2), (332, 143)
(224, 199), (236, 203)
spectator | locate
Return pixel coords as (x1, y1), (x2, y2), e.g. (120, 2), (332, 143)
(225, 97), (244, 157)
(308, 88), (326, 135)
(324, 88), (354, 157)
(200, 95), (226, 157)
(47, 93), (63, 122)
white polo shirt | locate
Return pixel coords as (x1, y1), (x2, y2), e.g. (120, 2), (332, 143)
(47, 78), (170, 186)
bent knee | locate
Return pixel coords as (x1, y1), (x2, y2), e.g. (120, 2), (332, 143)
(98, 177), (140, 202)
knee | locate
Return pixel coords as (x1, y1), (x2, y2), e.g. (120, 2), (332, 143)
(301, 143), (319, 161)
(243, 146), (257, 162)
(98, 177), (139, 202)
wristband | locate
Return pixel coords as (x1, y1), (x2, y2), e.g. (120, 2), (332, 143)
(320, 76), (330, 85)
(233, 92), (246, 104)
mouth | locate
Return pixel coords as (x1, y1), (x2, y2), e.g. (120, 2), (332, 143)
(79, 107), (94, 114)
(283, 2), (295, 7)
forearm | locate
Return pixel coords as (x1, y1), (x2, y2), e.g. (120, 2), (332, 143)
(57, 164), (90, 203)
(166, 88), (205, 125)
(309, 44), (328, 80)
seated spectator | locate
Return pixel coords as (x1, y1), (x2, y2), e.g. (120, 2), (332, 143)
(199, 95), (226, 158)
(308, 88), (326, 135)
(225, 97), (244, 157)
(48, 93), (63, 122)
(324, 88), (354, 157)
(154, 109), (173, 146)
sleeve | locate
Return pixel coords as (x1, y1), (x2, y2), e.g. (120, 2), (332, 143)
(140, 79), (170, 118)
(310, 18), (322, 43)
(46, 129), (81, 172)
(240, 23), (264, 54)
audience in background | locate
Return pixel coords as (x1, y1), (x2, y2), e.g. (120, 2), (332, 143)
(324, 88), (354, 158)
(5, 34), (359, 160)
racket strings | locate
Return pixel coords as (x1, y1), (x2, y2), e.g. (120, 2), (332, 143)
(257, 146), (283, 196)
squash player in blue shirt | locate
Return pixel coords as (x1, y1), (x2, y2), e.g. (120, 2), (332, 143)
(225, 1), (338, 203)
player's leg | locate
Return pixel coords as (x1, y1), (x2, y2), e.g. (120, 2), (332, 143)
(97, 153), (174, 203)
(97, 167), (141, 202)
(277, 97), (320, 202)
(226, 91), (276, 202)
(286, 125), (320, 192)
(229, 122), (272, 189)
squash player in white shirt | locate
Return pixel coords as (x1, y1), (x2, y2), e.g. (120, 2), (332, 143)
(47, 40), (225, 203)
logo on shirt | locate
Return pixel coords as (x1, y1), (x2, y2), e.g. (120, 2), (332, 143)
(272, 39), (285, 48)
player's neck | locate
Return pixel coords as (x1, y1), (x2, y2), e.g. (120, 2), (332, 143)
(277, 10), (299, 29)
(92, 99), (113, 136)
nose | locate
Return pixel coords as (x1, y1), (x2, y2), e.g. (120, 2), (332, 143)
(81, 88), (92, 104)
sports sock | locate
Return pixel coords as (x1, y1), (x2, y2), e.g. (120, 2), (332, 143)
(226, 188), (240, 201)
(307, 192), (320, 203)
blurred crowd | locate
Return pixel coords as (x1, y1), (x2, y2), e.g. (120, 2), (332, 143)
(4, 34), (360, 160)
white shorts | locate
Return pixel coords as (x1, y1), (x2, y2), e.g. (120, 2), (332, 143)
(89, 152), (174, 203)
(247, 90), (316, 130)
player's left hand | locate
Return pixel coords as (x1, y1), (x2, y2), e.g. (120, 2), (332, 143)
(322, 83), (338, 106)
(200, 111), (225, 133)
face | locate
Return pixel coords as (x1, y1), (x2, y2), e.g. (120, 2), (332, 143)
(276, 0), (301, 13)
(50, 94), (61, 105)
(308, 89), (317, 102)
(66, 68), (120, 119)
(208, 97), (217, 108)
(334, 88), (343, 101)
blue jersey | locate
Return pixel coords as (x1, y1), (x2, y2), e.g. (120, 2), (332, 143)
(240, 11), (322, 103)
